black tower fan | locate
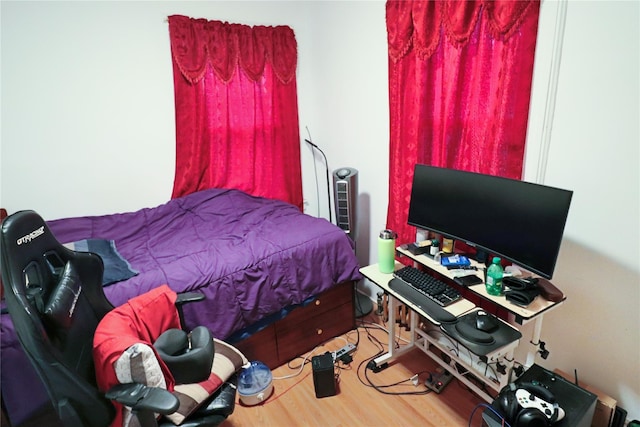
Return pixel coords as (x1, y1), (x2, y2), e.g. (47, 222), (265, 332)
(332, 167), (372, 317)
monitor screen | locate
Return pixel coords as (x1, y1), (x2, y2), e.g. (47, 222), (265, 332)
(407, 165), (573, 279)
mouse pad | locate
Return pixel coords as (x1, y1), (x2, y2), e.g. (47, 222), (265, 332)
(440, 311), (522, 356)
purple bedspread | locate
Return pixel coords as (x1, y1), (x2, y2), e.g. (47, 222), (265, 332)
(47, 188), (362, 340)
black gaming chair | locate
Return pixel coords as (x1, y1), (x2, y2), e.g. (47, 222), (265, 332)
(0, 210), (236, 427)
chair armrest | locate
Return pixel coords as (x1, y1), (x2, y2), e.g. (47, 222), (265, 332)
(175, 292), (205, 330)
(105, 383), (179, 415)
(175, 292), (205, 306)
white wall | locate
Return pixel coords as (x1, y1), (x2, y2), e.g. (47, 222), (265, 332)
(297, 1), (390, 295)
(0, 1), (326, 218)
(1, 0), (638, 420)
(526, 0), (639, 417)
(2, 1), (176, 216)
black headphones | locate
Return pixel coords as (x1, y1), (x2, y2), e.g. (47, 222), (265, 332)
(494, 382), (559, 427)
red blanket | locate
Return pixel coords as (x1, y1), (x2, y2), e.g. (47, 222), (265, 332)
(93, 285), (180, 427)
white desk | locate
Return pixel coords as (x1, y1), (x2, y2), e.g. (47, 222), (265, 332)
(360, 249), (566, 402)
(395, 247), (566, 366)
(396, 247), (562, 323)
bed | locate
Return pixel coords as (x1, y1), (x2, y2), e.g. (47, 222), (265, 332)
(0, 187), (362, 425)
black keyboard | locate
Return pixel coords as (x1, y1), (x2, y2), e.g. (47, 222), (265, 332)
(388, 278), (457, 324)
(393, 266), (461, 307)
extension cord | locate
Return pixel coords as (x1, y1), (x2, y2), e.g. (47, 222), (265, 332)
(332, 343), (356, 362)
(425, 369), (453, 393)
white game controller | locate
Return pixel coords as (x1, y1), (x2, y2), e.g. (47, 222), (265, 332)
(515, 388), (566, 422)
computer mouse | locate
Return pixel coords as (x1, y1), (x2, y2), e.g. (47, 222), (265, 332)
(475, 310), (499, 332)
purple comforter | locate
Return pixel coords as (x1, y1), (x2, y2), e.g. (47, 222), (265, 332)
(47, 188), (362, 340)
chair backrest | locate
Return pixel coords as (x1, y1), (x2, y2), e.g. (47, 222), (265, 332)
(0, 210), (115, 427)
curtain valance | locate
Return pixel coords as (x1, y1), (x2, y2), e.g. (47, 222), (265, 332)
(168, 15), (297, 84)
(386, 0), (536, 62)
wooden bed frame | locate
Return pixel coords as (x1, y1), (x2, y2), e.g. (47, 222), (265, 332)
(234, 281), (356, 369)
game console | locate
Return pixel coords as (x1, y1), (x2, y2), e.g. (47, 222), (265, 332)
(515, 388), (565, 422)
(486, 364), (597, 427)
(494, 382), (564, 427)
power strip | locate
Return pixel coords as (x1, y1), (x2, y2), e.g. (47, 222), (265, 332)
(332, 343), (356, 362)
(425, 369), (453, 393)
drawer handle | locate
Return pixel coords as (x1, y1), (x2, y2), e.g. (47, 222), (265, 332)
(315, 299), (321, 306)
(317, 328), (323, 335)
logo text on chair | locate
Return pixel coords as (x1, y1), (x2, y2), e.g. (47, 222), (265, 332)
(16, 226), (45, 245)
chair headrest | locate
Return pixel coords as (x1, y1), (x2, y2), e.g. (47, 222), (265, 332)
(2, 210), (62, 270)
(154, 326), (215, 384)
(1, 211), (72, 300)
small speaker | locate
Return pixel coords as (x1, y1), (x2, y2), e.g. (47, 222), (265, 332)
(312, 352), (336, 398)
(332, 167), (358, 240)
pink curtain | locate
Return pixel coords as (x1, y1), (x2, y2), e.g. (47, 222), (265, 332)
(386, 0), (540, 245)
(168, 15), (303, 210)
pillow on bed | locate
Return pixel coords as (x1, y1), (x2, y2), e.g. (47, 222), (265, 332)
(63, 239), (137, 286)
(165, 339), (248, 425)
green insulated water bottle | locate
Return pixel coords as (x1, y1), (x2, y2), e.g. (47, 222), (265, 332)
(378, 229), (397, 273)
(486, 257), (504, 296)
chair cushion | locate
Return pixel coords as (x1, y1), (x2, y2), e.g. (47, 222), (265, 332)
(95, 285), (245, 426)
(165, 339), (247, 426)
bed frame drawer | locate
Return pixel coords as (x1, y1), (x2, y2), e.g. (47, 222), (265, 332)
(280, 281), (354, 326)
(234, 281), (356, 369)
(276, 298), (354, 364)
(233, 324), (279, 368)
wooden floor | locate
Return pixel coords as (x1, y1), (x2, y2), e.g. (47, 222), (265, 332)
(222, 310), (487, 427)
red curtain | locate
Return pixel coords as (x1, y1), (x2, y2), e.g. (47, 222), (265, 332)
(386, 0), (540, 245)
(168, 15), (303, 210)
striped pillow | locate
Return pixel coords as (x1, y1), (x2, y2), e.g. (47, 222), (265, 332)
(165, 339), (248, 425)
(115, 343), (167, 427)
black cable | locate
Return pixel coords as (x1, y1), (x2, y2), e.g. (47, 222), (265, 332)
(362, 361), (432, 396)
(308, 140), (320, 217)
(424, 328), (460, 357)
(353, 323), (432, 396)
(286, 356), (312, 371)
(304, 128), (332, 224)
(468, 403), (512, 427)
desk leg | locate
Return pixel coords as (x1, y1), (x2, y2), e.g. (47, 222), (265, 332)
(373, 294), (417, 367)
(415, 328), (497, 402)
(525, 315), (544, 368)
(372, 293), (506, 402)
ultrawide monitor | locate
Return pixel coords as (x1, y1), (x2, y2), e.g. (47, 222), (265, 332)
(407, 165), (573, 279)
